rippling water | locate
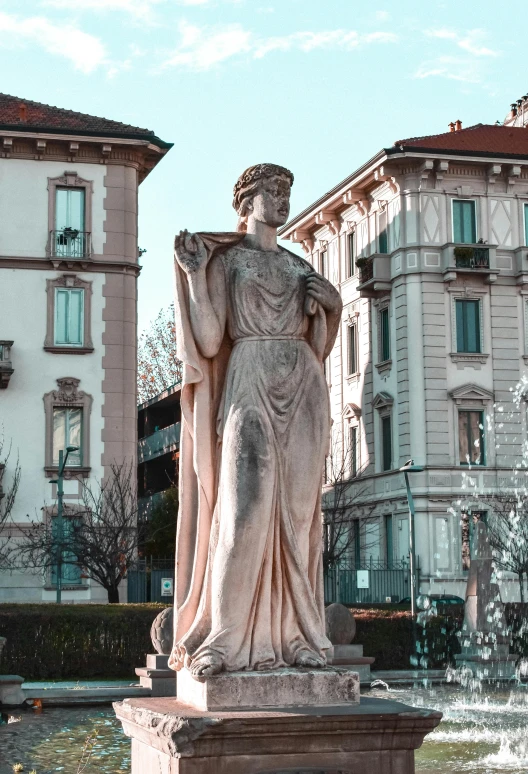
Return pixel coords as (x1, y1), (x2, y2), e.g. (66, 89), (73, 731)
(1, 684), (527, 773)
(369, 683), (528, 773)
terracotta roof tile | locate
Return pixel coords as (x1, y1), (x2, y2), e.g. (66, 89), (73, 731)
(391, 124), (528, 158)
(0, 93), (167, 144)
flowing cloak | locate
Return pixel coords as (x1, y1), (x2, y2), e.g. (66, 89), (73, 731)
(169, 232), (337, 672)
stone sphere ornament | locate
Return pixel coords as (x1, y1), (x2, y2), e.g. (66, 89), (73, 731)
(150, 607), (174, 655)
(325, 603), (356, 645)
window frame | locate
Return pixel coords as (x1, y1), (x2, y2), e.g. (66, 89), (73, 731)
(46, 172), (93, 259)
(452, 198), (477, 244)
(455, 298), (482, 354)
(45, 274), (93, 354)
(52, 406), (83, 467)
(378, 209), (388, 254)
(347, 322), (358, 376)
(378, 306), (391, 363)
(54, 287), (85, 347)
(346, 231), (356, 278)
(44, 377), (92, 478)
(381, 414), (392, 471)
(349, 423), (358, 477)
(524, 203), (528, 247)
(458, 409), (485, 466)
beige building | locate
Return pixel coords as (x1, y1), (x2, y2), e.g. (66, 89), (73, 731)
(280, 102), (528, 601)
(0, 95), (170, 602)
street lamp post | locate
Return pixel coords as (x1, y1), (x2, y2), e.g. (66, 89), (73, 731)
(400, 459), (424, 660)
(49, 445), (79, 604)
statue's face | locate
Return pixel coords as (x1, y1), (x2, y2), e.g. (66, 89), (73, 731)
(250, 175), (291, 228)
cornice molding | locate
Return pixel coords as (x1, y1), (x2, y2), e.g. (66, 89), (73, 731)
(0, 255), (141, 276)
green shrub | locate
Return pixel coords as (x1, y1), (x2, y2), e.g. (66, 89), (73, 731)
(0, 603), (165, 680)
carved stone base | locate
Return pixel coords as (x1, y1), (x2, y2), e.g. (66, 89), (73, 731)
(136, 654), (177, 697)
(176, 667), (360, 711)
(114, 695), (442, 774)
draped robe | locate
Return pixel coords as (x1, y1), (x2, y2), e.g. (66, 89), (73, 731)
(169, 234), (339, 673)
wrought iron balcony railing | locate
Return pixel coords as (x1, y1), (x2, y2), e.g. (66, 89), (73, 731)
(357, 257), (374, 284)
(454, 245), (490, 269)
(50, 229), (91, 259)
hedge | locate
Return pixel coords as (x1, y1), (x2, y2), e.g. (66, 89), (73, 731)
(0, 603), (526, 680)
(0, 603), (165, 680)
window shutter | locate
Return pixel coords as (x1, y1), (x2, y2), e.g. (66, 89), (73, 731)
(525, 203), (528, 247)
(68, 290), (83, 345)
(66, 408), (83, 466)
(382, 415), (392, 471)
(55, 289), (68, 344)
(453, 200), (476, 243)
(380, 308), (390, 361)
(348, 324), (357, 374)
(348, 232), (355, 277)
(456, 299), (480, 353)
(53, 408), (66, 465)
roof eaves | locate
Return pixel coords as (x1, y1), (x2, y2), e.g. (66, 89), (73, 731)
(0, 122), (173, 150)
(386, 144), (528, 161)
(279, 148), (388, 237)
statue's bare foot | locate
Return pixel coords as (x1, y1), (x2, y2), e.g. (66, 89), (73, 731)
(294, 649), (326, 669)
(189, 655), (223, 677)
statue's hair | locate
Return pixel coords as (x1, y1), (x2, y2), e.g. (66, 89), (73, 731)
(232, 163), (293, 231)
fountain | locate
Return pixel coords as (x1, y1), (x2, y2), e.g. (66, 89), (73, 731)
(455, 520), (517, 680)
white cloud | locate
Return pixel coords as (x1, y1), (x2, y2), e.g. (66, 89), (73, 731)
(414, 55), (481, 84)
(165, 21), (252, 70)
(164, 22), (397, 71)
(375, 10), (390, 21)
(43, 0), (163, 17)
(425, 27), (498, 57)
(0, 12), (106, 73)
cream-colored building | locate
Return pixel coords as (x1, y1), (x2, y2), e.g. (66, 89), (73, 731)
(280, 102), (528, 601)
(0, 95), (170, 602)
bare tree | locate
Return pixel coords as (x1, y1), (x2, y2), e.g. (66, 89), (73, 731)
(475, 490), (528, 602)
(138, 303), (182, 402)
(16, 462), (145, 603)
(0, 432), (21, 569)
(322, 429), (378, 572)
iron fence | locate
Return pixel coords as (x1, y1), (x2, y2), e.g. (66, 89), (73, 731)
(127, 557), (175, 604)
(324, 559), (418, 605)
(49, 229), (91, 258)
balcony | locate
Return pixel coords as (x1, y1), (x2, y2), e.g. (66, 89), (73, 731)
(443, 243), (497, 283)
(0, 341), (14, 389)
(49, 229), (92, 260)
(138, 422), (181, 465)
(356, 254), (391, 298)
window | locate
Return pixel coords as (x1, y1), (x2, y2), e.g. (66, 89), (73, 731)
(456, 299), (481, 353)
(461, 511), (485, 571)
(51, 516), (82, 586)
(45, 275), (93, 354)
(349, 425), (358, 477)
(54, 188), (86, 258)
(347, 323), (358, 375)
(347, 232), (355, 278)
(524, 203), (528, 246)
(453, 200), (476, 244)
(44, 378), (92, 477)
(379, 307), (390, 362)
(384, 514), (393, 566)
(320, 250), (327, 277)
(353, 520), (361, 566)
(53, 407), (83, 467)
(379, 210), (388, 253)
(55, 288), (84, 346)
(381, 415), (392, 471)
(458, 410), (485, 465)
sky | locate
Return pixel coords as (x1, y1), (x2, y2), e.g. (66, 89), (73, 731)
(1, 0), (527, 332)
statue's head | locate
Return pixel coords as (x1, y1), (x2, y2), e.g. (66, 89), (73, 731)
(233, 163), (294, 233)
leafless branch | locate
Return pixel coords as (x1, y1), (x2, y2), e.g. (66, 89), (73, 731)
(138, 303), (182, 402)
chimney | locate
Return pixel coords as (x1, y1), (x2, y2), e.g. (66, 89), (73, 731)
(448, 122), (455, 133)
(455, 119), (462, 132)
(18, 103), (27, 122)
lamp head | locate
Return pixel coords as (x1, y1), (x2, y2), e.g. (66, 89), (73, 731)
(399, 459), (425, 473)
(66, 445), (79, 453)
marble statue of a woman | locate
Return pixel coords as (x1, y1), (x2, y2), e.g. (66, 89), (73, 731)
(169, 163), (342, 677)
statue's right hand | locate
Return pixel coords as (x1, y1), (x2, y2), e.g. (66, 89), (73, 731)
(174, 230), (208, 275)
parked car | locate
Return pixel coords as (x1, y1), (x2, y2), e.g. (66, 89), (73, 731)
(399, 594), (464, 609)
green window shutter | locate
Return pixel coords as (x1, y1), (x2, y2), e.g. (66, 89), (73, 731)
(354, 521), (361, 566)
(385, 514), (393, 566)
(382, 415), (392, 471)
(68, 290), (84, 345)
(453, 200), (476, 244)
(51, 518), (81, 586)
(56, 188), (85, 231)
(350, 425), (358, 476)
(66, 408), (83, 466)
(525, 204), (528, 247)
(379, 229), (388, 254)
(380, 308), (390, 361)
(348, 324), (357, 374)
(53, 408), (66, 465)
(456, 300), (480, 353)
(348, 232), (355, 277)
(55, 289), (68, 344)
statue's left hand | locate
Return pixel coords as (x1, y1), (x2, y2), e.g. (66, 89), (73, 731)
(306, 272), (342, 314)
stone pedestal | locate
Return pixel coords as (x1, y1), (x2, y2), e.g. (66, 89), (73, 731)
(327, 644), (375, 683)
(114, 694), (442, 774)
(0, 675), (25, 706)
(136, 654), (177, 697)
(177, 667), (359, 711)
